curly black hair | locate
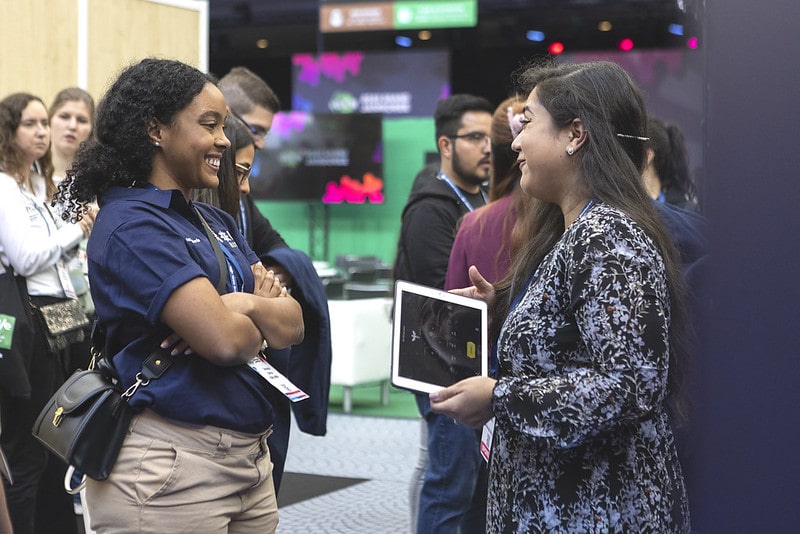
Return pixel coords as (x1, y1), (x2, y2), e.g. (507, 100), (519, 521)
(56, 58), (214, 222)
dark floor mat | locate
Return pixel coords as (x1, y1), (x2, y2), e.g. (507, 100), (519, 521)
(277, 471), (368, 507)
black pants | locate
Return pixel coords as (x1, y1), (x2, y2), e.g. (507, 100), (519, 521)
(0, 295), (76, 534)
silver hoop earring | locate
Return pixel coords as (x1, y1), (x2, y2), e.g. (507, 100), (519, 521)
(566, 146), (574, 155)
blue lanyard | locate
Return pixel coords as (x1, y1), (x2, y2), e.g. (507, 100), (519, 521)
(578, 198), (595, 219)
(148, 183), (245, 292)
(219, 243), (245, 292)
(436, 172), (487, 212)
(238, 198), (248, 237)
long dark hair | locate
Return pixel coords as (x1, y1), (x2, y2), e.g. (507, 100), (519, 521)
(647, 115), (696, 206)
(492, 60), (690, 421)
(0, 93), (55, 197)
(56, 58), (214, 222)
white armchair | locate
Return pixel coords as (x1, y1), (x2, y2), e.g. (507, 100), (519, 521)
(327, 297), (393, 413)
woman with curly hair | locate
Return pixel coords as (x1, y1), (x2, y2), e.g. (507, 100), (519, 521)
(57, 58), (304, 533)
(429, 60), (691, 532)
(0, 92), (94, 534)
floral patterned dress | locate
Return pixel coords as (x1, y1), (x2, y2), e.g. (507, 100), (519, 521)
(488, 202), (689, 533)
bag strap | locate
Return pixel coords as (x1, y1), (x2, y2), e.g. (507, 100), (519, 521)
(193, 205), (226, 295)
(89, 320), (173, 397)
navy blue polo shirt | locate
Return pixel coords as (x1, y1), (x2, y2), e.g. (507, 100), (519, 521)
(87, 186), (273, 433)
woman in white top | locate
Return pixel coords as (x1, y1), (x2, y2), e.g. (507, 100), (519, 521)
(49, 87), (95, 184)
(48, 88), (97, 373)
(0, 92), (94, 534)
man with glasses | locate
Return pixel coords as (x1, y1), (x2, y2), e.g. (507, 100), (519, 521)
(218, 67), (333, 497)
(218, 66), (278, 149)
(394, 93), (494, 534)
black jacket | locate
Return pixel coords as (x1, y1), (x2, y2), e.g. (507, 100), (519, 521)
(394, 171), (486, 289)
(240, 194), (288, 253)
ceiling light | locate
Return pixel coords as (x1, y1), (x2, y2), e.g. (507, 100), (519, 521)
(418, 30), (432, 41)
(256, 39), (269, 49)
(668, 23), (684, 36)
(597, 21), (612, 32)
(618, 38), (634, 51)
(526, 30), (545, 42)
(548, 42), (564, 55)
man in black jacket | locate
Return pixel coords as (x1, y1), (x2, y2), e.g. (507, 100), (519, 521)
(395, 94), (494, 534)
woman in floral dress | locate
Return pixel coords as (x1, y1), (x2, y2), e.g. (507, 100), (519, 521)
(429, 60), (691, 533)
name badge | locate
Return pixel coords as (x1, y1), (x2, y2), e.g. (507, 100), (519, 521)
(248, 352), (309, 403)
(56, 259), (77, 299)
(480, 417), (495, 463)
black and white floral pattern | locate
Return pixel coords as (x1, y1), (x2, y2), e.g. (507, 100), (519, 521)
(488, 203), (689, 533)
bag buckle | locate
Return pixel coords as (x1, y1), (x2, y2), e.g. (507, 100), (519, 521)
(52, 406), (64, 427)
(121, 373), (149, 400)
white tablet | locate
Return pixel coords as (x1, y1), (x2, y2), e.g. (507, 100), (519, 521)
(391, 280), (488, 394)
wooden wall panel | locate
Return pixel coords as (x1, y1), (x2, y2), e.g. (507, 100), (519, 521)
(86, 0), (203, 99)
(1, 0), (203, 106)
(1, 0), (79, 103)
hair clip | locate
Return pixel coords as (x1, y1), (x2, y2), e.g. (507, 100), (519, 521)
(507, 106), (525, 138)
(617, 133), (649, 141)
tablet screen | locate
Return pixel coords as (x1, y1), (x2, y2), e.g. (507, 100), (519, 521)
(392, 281), (487, 394)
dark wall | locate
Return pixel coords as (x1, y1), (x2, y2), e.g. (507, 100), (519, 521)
(692, 0), (800, 531)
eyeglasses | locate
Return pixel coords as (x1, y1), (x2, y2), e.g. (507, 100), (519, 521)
(235, 163), (252, 184)
(450, 131), (490, 145)
(230, 110), (269, 140)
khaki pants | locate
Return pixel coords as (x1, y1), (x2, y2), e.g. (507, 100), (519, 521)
(85, 409), (278, 533)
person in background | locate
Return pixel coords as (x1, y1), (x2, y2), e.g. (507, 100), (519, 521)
(218, 67), (332, 494)
(218, 66), (277, 151)
(0, 92), (94, 534)
(444, 95), (529, 290)
(395, 93), (494, 534)
(56, 58), (304, 532)
(643, 115), (699, 212)
(49, 88), (95, 184)
(436, 95), (529, 533)
(429, 60), (691, 532)
(194, 117), (332, 493)
(45, 85), (98, 534)
(48, 87), (97, 363)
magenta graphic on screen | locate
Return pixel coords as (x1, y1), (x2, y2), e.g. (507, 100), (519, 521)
(292, 50), (450, 116)
(248, 111), (384, 204)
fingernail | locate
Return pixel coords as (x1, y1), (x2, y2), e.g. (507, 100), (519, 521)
(160, 341), (169, 348)
(429, 392), (440, 402)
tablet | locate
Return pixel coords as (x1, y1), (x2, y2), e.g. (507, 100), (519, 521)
(391, 280), (488, 394)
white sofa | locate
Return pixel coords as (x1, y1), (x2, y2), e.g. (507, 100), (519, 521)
(327, 297), (393, 413)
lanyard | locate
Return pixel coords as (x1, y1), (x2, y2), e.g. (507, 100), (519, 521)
(219, 243), (245, 293)
(436, 172), (487, 212)
(578, 198), (595, 219)
(238, 198), (248, 237)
